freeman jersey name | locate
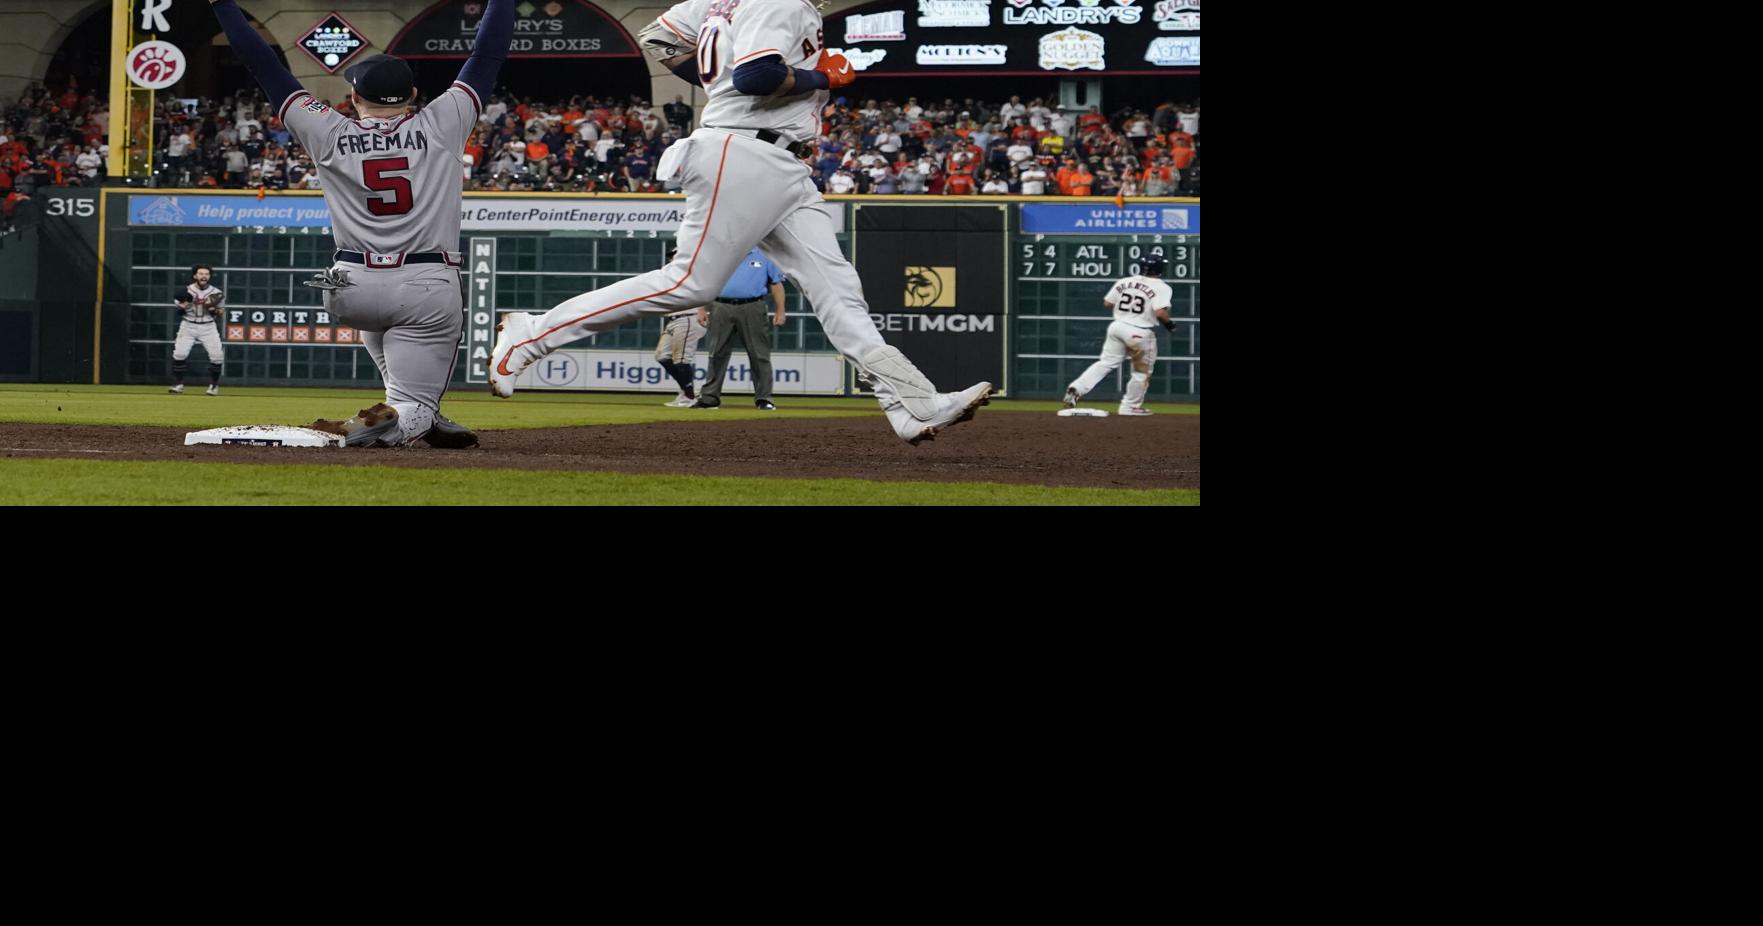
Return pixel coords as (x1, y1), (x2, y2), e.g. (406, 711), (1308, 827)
(335, 129), (430, 157)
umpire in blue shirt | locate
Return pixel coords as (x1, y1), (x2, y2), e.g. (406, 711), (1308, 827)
(692, 246), (788, 410)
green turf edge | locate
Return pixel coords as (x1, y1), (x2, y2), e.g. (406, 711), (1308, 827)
(0, 458), (1198, 506)
(0, 384), (1198, 429)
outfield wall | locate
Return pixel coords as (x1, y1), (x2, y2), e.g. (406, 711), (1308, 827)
(13, 189), (1200, 401)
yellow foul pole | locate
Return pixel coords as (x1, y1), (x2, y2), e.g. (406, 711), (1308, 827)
(106, 0), (130, 176)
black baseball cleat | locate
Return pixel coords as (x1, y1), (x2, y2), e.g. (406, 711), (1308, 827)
(421, 413), (480, 448)
(755, 399), (777, 410)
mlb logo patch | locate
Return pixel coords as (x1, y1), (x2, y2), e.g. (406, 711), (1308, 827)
(225, 325), (245, 340)
(368, 253), (402, 267)
(1161, 208), (1189, 231)
(315, 327), (333, 342)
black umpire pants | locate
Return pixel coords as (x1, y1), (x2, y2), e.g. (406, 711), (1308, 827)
(698, 299), (773, 404)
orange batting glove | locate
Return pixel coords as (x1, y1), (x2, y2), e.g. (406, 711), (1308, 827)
(815, 51), (856, 89)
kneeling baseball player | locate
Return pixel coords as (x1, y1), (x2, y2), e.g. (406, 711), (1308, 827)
(209, 0), (514, 447)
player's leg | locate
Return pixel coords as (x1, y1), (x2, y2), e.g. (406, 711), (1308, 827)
(492, 135), (785, 395)
(1120, 327), (1158, 414)
(1069, 323), (1129, 399)
(759, 177), (990, 440)
(169, 323), (194, 392)
(361, 330), (392, 381)
(659, 318), (697, 400)
(364, 267), (464, 444)
(197, 325), (225, 393)
(735, 301), (774, 404)
(696, 303), (736, 407)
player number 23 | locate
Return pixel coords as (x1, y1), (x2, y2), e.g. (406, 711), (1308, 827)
(1119, 292), (1147, 314)
(363, 157), (413, 216)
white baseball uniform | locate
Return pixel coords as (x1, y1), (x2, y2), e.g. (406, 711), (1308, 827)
(172, 282), (226, 366)
(656, 309), (709, 397)
(492, 0), (990, 442)
(1068, 275), (1173, 413)
(277, 85), (482, 444)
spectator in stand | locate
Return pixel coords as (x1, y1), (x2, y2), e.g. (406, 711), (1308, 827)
(827, 167), (858, 195)
(944, 167), (975, 195)
(624, 144), (651, 188)
(663, 94), (692, 134)
(980, 170), (1009, 195)
(1019, 159), (1049, 196)
(222, 144), (248, 187)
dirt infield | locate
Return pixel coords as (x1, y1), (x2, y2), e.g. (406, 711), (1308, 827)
(0, 412), (1199, 490)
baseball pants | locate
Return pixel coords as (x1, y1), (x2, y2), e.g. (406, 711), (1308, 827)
(324, 261), (463, 445)
(1069, 320), (1159, 410)
(172, 321), (225, 366)
(698, 300), (774, 403)
(522, 128), (889, 386)
(654, 313), (707, 366)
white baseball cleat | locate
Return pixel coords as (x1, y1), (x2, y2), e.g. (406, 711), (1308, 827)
(903, 381), (992, 446)
(664, 394), (696, 407)
(1063, 387), (1079, 408)
(168, 384), (185, 394)
(1118, 407), (1154, 416)
(489, 312), (541, 398)
(206, 384), (220, 396)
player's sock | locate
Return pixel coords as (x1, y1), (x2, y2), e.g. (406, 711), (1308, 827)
(208, 364), (222, 385)
(663, 359), (695, 395)
(171, 360), (189, 384)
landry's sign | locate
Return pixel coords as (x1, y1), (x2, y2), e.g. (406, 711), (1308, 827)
(388, 0), (639, 58)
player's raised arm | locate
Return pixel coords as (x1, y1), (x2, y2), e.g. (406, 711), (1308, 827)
(209, 0), (303, 112)
(455, 0), (516, 102)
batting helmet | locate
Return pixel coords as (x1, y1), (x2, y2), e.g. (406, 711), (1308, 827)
(1140, 256), (1167, 277)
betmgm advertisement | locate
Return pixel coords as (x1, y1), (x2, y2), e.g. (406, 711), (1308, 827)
(854, 205), (1006, 392)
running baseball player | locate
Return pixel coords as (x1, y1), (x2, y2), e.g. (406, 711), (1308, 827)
(168, 264), (225, 396)
(654, 247), (709, 406)
(490, 0), (991, 444)
(209, 0), (512, 448)
(1064, 256), (1177, 416)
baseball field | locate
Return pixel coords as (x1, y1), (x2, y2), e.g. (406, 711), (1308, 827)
(0, 385), (1199, 505)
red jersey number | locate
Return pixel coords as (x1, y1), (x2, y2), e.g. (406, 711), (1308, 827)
(363, 157), (413, 216)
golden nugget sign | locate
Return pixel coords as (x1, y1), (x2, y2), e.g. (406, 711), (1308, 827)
(1004, 0), (1143, 26)
(1038, 26), (1105, 69)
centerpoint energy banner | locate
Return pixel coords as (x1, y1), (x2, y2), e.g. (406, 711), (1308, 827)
(824, 0), (1199, 77)
(125, 195), (853, 233)
(388, 0), (639, 58)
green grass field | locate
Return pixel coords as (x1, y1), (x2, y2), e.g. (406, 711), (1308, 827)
(0, 385), (1199, 506)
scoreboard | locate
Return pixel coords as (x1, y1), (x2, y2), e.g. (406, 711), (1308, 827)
(1016, 237), (1200, 280)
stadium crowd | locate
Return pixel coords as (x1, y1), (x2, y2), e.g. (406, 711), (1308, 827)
(3, 79), (1199, 214)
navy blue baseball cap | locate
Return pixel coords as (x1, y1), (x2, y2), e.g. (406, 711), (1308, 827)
(345, 54), (415, 105)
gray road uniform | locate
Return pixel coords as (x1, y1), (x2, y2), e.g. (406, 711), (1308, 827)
(212, 0), (512, 446)
(279, 87), (480, 444)
(173, 282), (226, 374)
